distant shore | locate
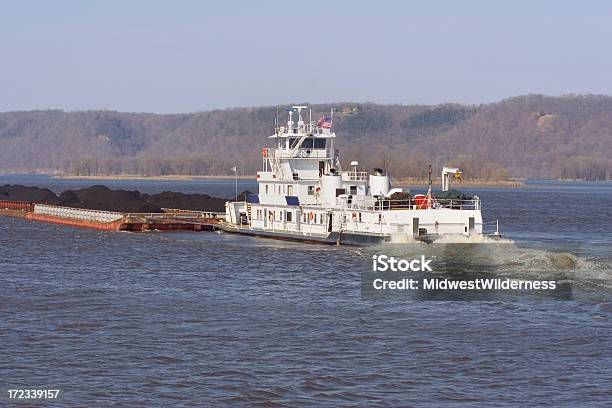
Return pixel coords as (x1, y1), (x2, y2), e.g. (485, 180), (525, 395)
(52, 174), (254, 181)
(49, 174), (525, 187)
(393, 178), (524, 188)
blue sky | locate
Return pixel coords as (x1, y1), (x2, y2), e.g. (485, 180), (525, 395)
(1, 0), (612, 112)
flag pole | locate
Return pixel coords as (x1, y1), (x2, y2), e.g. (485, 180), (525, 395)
(235, 165), (238, 201)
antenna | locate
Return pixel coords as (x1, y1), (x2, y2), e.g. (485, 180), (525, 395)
(309, 107), (312, 133)
(426, 164), (433, 204)
(275, 106), (279, 131)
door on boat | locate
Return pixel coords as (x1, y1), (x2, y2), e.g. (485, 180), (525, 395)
(327, 212), (333, 233)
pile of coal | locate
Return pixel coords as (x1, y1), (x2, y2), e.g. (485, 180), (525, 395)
(388, 191), (411, 201)
(59, 185), (163, 213)
(0, 184), (252, 213)
(434, 189), (472, 200)
(230, 191), (254, 202)
(0, 185), (59, 204)
(145, 191), (227, 212)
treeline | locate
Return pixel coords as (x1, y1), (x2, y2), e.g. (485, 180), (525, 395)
(0, 94), (611, 180)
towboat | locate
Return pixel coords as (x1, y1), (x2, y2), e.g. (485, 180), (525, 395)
(219, 106), (499, 245)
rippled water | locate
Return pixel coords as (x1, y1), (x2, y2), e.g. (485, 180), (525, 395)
(1, 176), (611, 406)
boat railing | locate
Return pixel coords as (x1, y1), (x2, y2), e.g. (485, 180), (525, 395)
(335, 198), (481, 211)
(482, 220), (501, 236)
(276, 123), (317, 135)
(126, 211), (223, 220)
(342, 171), (369, 181)
(263, 147), (332, 159)
(433, 198), (481, 210)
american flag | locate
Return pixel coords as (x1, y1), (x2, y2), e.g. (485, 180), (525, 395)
(316, 116), (332, 129)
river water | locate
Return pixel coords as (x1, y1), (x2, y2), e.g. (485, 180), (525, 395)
(1, 175), (611, 406)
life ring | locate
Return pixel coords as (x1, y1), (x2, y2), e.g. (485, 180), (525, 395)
(352, 211), (357, 220)
(262, 148), (267, 157)
(309, 212), (314, 221)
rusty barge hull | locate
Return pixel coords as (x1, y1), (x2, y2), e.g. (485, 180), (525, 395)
(0, 203), (221, 232)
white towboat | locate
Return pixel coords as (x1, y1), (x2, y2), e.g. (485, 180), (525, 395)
(220, 106), (499, 245)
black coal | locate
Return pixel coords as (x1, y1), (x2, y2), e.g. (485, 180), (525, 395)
(0, 184), (252, 213)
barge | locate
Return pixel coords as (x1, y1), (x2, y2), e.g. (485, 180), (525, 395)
(0, 201), (222, 232)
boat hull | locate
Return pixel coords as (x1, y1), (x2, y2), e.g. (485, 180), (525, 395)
(215, 223), (389, 246)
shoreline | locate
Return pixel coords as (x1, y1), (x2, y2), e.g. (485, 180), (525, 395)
(49, 174), (525, 187)
(10, 174), (608, 186)
(392, 178), (524, 188)
(51, 174), (254, 181)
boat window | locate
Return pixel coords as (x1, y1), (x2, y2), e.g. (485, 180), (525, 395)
(301, 138), (314, 149)
(359, 212), (362, 222)
(314, 213), (318, 224)
(314, 138), (326, 149)
(308, 186), (315, 195)
(350, 185), (357, 194)
(286, 211), (292, 222)
(287, 185), (293, 195)
(265, 184), (269, 194)
(336, 188), (346, 197)
(289, 138), (300, 148)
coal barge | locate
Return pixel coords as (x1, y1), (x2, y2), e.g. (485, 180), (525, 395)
(0, 200), (223, 231)
(0, 185), (231, 232)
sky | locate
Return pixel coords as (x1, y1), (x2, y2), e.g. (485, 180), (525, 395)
(1, 0), (612, 113)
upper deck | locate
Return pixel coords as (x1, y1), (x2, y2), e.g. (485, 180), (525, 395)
(268, 106), (336, 140)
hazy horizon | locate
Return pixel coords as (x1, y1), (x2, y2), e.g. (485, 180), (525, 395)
(2, 1), (612, 113)
(2, 93), (611, 115)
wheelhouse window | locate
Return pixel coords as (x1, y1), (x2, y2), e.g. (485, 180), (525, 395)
(313, 138), (326, 149)
(289, 138), (300, 148)
(300, 138), (313, 149)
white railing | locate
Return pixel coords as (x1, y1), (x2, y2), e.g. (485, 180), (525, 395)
(329, 198), (481, 211)
(435, 198), (480, 210)
(342, 171), (368, 181)
(34, 204), (124, 223)
(263, 148), (331, 159)
(160, 209), (224, 219)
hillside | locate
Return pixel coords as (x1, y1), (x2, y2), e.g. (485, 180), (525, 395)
(0, 94), (610, 180)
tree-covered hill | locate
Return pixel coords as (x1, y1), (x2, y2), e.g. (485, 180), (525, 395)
(1, 94), (610, 180)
